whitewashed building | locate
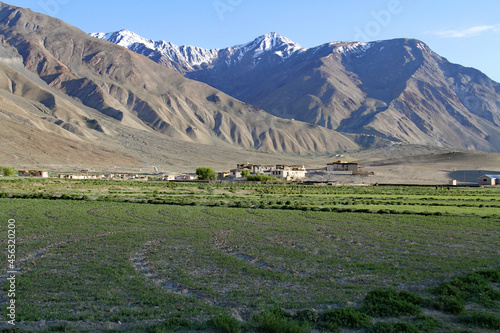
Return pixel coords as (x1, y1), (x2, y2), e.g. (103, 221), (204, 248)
(271, 165), (307, 181)
(253, 165), (275, 174)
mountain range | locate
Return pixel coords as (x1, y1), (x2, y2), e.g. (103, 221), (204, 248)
(0, 1), (499, 172)
(93, 29), (500, 153)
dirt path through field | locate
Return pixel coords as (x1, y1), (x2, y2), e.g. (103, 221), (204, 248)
(130, 239), (213, 303)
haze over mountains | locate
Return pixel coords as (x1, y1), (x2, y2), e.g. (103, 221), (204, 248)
(0, 1), (499, 172)
(93, 29), (500, 153)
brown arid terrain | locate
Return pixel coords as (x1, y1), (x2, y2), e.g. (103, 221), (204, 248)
(300, 147), (500, 185)
(0, 2), (374, 173)
(350, 148), (500, 185)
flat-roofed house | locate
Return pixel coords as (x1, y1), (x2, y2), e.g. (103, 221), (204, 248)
(237, 163), (254, 172)
(217, 172), (231, 179)
(271, 165), (307, 181)
(327, 161), (359, 172)
(230, 169), (242, 178)
(253, 165), (274, 174)
(18, 170), (30, 177)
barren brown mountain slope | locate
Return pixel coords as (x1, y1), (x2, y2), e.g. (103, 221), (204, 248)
(188, 39), (500, 152)
(107, 30), (500, 152)
(0, 2), (373, 170)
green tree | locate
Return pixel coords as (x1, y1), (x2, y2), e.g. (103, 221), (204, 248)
(1, 167), (17, 177)
(196, 167), (217, 180)
(242, 169), (251, 178)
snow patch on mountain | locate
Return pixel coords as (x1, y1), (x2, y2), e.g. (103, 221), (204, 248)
(239, 32), (305, 59)
(91, 30), (220, 70)
(91, 30), (389, 71)
(333, 42), (374, 56)
(91, 30), (308, 70)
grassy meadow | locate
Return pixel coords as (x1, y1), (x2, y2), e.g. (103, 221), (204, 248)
(0, 178), (499, 332)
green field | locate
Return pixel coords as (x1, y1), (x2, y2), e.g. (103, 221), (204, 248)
(0, 180), (499, 332)
(1, 177), (499, 217)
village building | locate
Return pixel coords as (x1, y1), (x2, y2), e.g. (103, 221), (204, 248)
(478, 174), (500, 186)
(252, 165), (275, 174)
(18, 170), (49, 178)
(236, 163), (254, 172)
(59, 174), (107, 180)
(230, 169), (242, 179)
(217, 172), (231, 179)
(65, 174), (87, 180)
(327, 161), (359, 172)
(271, 165), (307, 181)
(175, 174), (196, 181)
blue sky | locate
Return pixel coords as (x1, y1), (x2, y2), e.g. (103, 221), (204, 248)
(6, 0), (500, 82)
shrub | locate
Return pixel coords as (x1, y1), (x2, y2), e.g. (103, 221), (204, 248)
(368, 321), (393, 333)
(430, 269), (500, 309)
(246, 174), (282, 182)
(368, 321), (420, 333)
(147, 318), (194, 332)
(458, 312), (500, 330)
(430, 282), (465, 299)
(321, 307), (371, 329)
(474, 269), (500, 283)
(430, 295), (465, 315)
(252, 308), (308, 333)
(208, 314), (242, 333)
(294, 309), (320, 323)
(361, 289), (422, 317)
(317, 321), (340, 332)
(2, 167), (17, 177)
(391, 322), (420, 333)
(413, 314), (441, 332)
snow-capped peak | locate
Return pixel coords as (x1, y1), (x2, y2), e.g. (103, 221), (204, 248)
(90, 30), (311, 72)
(91, 29), (156, 49)
(233, 32), (305, 60)
(90, 29), (220, 71)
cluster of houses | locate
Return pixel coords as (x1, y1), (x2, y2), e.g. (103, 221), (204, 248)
(154, 164), (308, 182)
(155, 174), (197, 181)
(58, 173), (148, 181)
(18, 170), (49, 178)
(225, 163), (308, 181)
(13, 166), (500, 186)
(17, 171), (148, 181)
